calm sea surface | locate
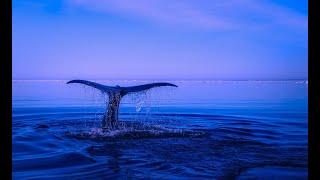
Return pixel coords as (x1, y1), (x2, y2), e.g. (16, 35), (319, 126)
(12, 80), (308, 179)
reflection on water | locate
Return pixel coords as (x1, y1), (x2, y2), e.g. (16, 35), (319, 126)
(13, 80), (308, 179)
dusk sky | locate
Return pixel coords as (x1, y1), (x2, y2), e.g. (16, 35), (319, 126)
(13, 0), (308, 80)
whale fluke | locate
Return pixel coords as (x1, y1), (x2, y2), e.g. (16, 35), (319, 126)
(67, 79), (178, 129)
(67, 80), (116, 93)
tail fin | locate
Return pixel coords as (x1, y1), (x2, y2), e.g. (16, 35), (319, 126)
(67, 80), (178, 95)
(67, 80), (178, 128)
(66, 80), (115, 93)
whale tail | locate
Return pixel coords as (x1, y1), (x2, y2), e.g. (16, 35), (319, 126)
(67, 79), (178, 128)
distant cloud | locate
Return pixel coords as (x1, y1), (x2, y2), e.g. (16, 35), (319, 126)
(68, 0), (307, 31)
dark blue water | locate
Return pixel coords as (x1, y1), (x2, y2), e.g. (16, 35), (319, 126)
(12, 80), (308, 179)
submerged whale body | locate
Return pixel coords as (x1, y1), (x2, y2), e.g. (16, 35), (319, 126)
(67, 79), (178, 129)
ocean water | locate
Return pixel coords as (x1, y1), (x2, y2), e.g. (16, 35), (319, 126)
(12, 80), (308, 179)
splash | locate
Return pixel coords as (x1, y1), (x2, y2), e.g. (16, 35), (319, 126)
(65, 121), (207, 140)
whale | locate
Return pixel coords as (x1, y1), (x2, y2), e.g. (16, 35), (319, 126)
(67, 80), (178, 129)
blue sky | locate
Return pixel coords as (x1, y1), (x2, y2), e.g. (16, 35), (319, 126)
(13, 0), (308, 80)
